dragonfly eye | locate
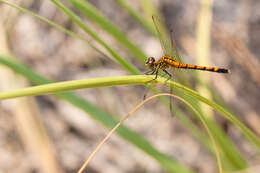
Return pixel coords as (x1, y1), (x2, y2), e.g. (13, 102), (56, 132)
(146, 57), (155, 68)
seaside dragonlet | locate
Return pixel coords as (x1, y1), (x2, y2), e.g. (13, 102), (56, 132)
(145, 16), (230, 80)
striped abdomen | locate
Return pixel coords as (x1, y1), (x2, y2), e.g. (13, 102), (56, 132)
(170, 61), (230, 73)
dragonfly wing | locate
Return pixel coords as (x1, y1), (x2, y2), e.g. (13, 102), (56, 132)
(152, 15), (182, 62)
(152, 15), (180, 116)
(169, 29), (182, 62)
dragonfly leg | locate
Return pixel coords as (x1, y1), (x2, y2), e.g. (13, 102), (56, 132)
(169, 84), (173, 115)
(143, 69), (157, 100)
(146, 69), (158, 83)
(162, 69), (172, 83)
(154, 70), (159, 80)
(163, 69), (174, 116)
(145, 66), (159, 79)
(143, 66), (160, 100)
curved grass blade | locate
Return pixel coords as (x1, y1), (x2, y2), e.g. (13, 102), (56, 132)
(162, 78), (260, 150)
(0, 55), (194, 173)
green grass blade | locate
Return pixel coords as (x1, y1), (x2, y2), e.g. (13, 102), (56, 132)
(0, 0), (138, 72)
(0, 69), (150, 100)
(0, 0), (113, 61)
(50, 0), (139, 75)
(0, 55), (194, 173)
(68, 0), (147, 62)
(163, 79), (260, 150)
(0, 56), (259, 153)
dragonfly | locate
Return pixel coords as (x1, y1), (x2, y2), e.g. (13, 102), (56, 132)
(145, 15), (230, 80)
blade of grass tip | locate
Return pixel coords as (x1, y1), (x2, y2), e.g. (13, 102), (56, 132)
(0, 56), (193, 173)
(164, 78), (260, 150)
(68, 0), (147, 62)
(50, 0), (139, 75)
(115, 0), (157, 36)
(78, 93), (214, 173)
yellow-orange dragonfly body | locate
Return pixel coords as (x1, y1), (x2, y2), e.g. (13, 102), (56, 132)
(145, 16), (230, 79)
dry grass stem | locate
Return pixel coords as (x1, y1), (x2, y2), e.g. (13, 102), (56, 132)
(78, 93), (222, 173)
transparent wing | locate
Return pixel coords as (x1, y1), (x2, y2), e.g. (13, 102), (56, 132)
(152, 15), (182, 62)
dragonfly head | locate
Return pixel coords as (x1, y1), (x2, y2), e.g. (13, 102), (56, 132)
(146, 57), (155, 69)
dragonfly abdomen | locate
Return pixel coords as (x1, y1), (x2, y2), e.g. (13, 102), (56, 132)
(173, 62), (230, 73)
